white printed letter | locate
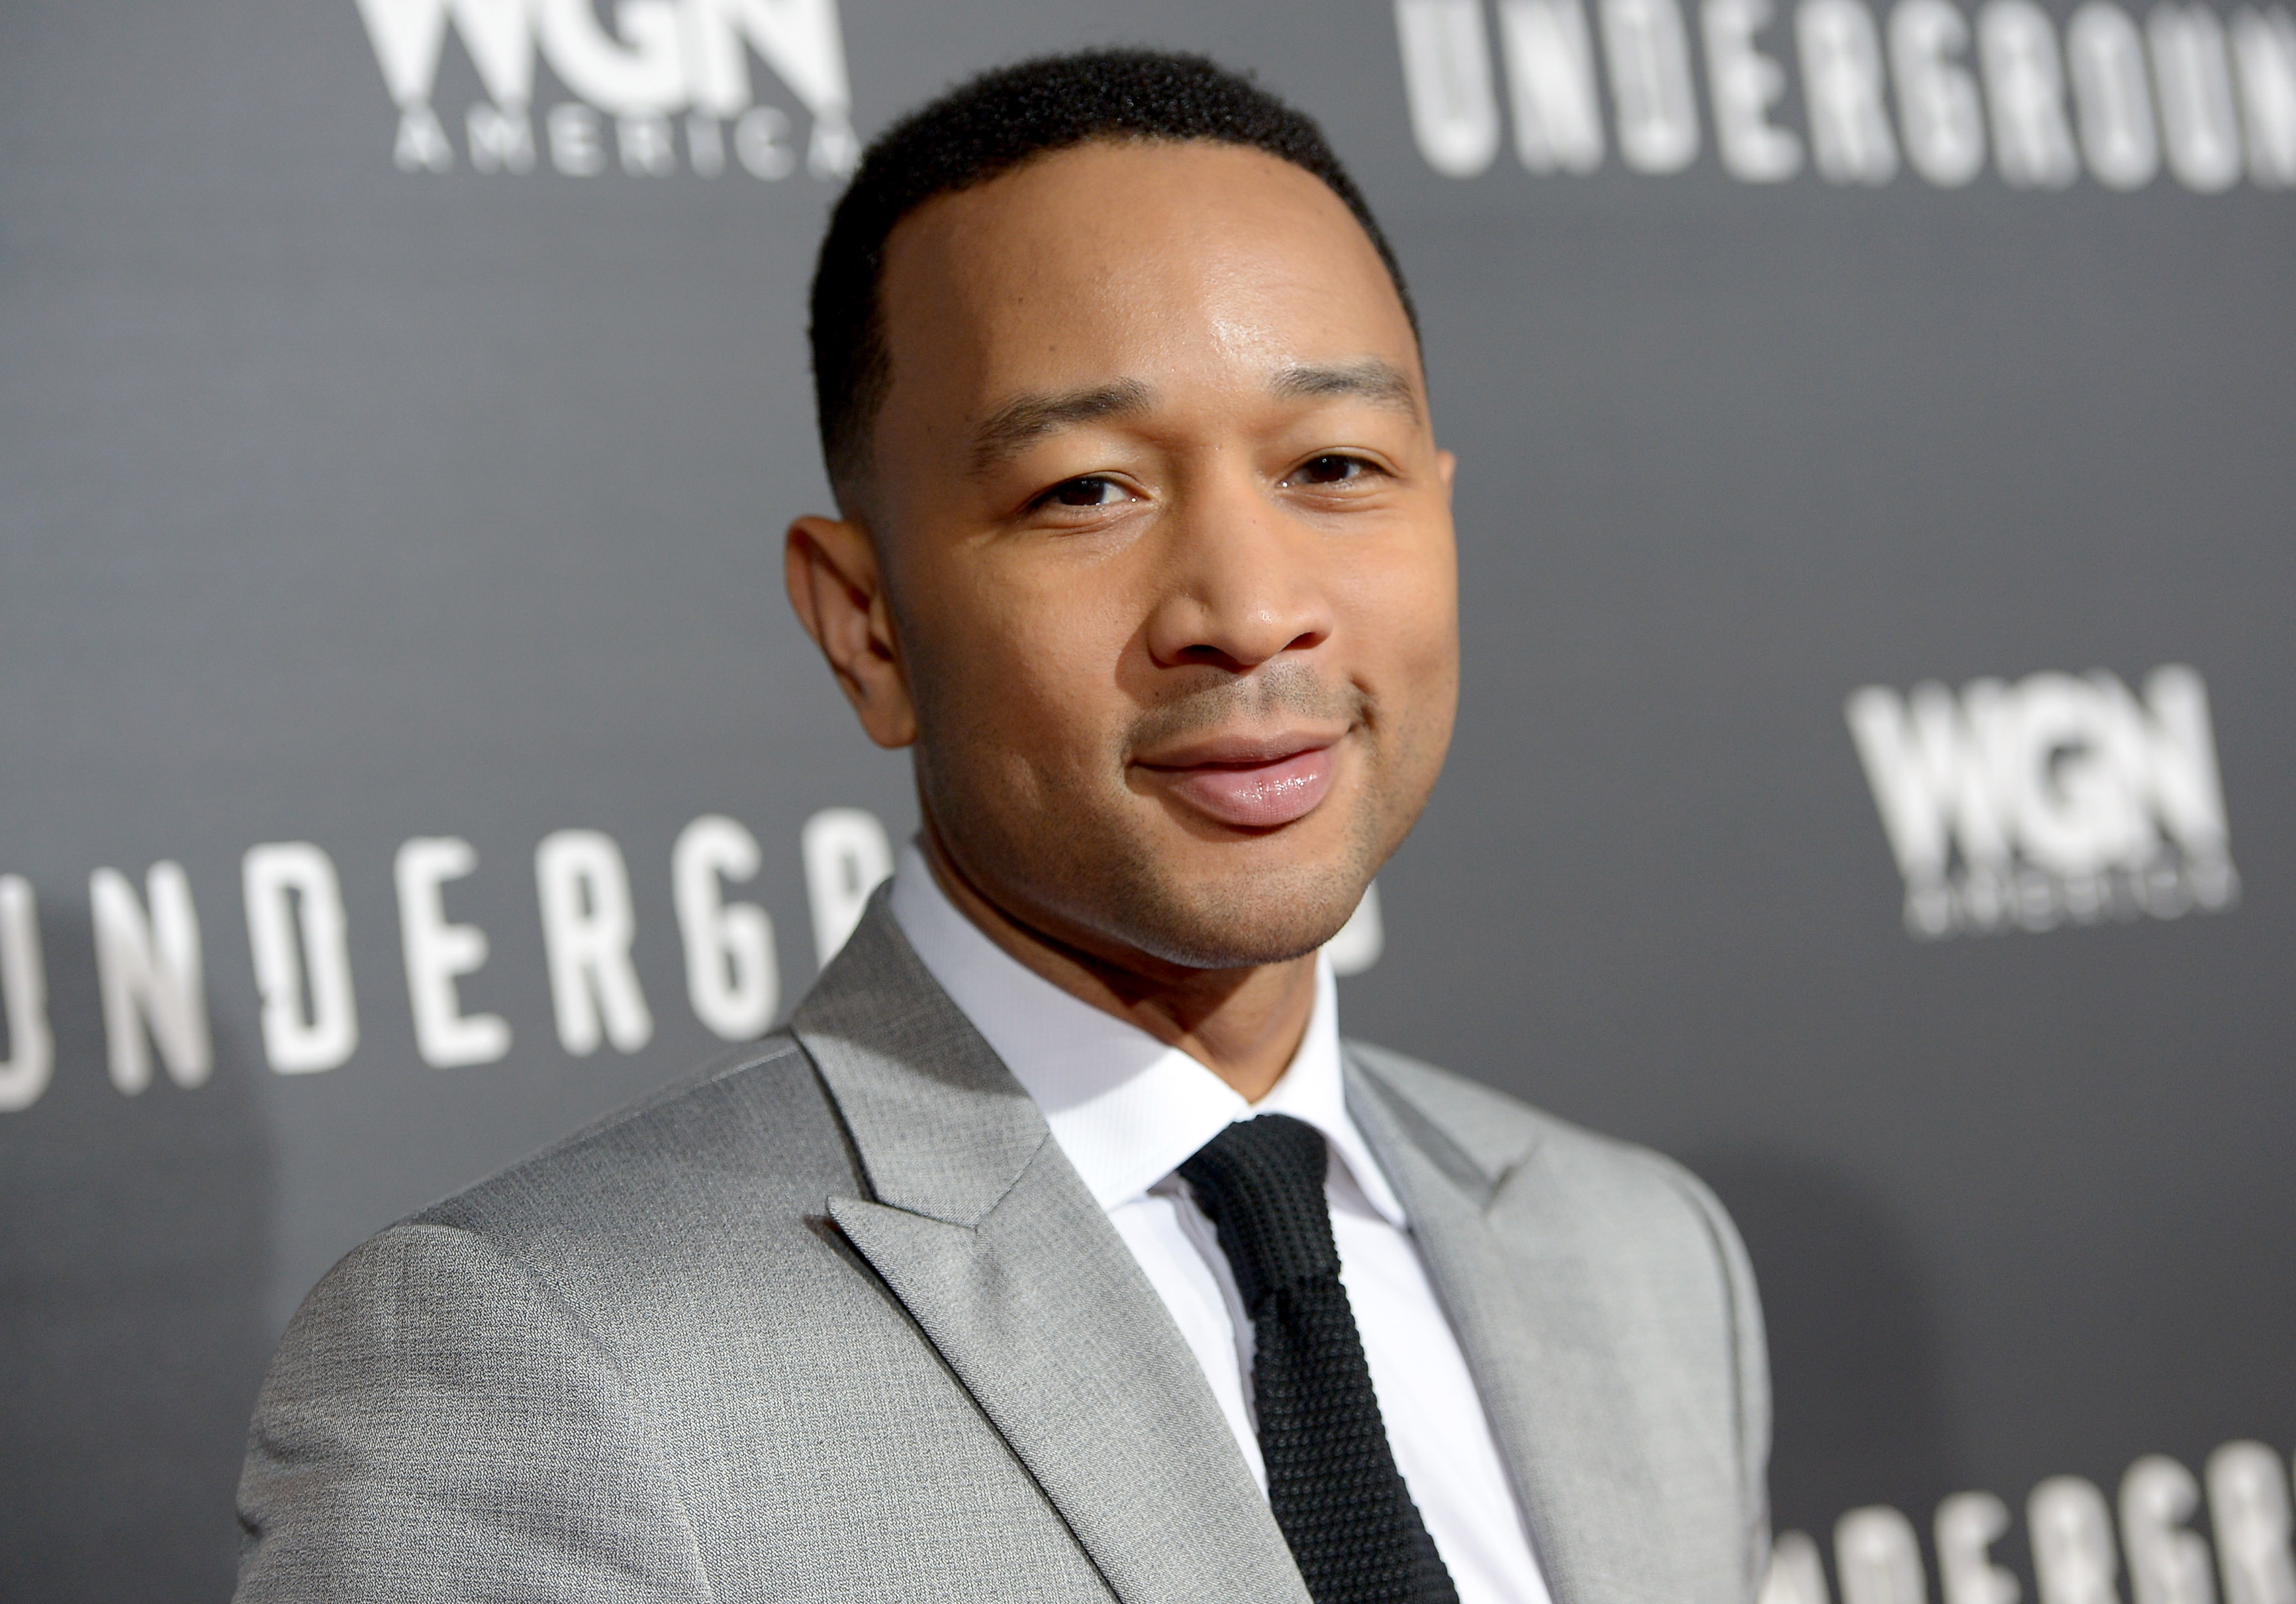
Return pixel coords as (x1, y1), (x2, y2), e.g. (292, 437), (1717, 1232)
(1501, 0), (1609, 171)
(802, 807), (893, 967)
(674, 814), (779, 1040)
(2069, 2), (2163, 185)
(0, 877), (54, 1114)
(535, 0), (684, 115)
(1938, 1491), (2022, 1604)
(1762, 1532), (1834, 1604)
(1837, 1505), (1927, 1604)
(548, 102), (605, 172)
(90, 862), (213, 1094)
(467, 103), (537, 171)
(2151, 5), (2245, 189)
(536, 829), (654, 1056)
(1893, 0), (1990, 183)
(393, 106), (455, 170)
(1605, 0), (1706, 168)
(1398, 0), (1507, 174)
(1991, 672), (2148, 876)
(355, 0), (536, 108)
(2032, 1475), (2122, 1604)
(2206, 1442), (2296, 1604)
(1981, 0), (2082, 184)
(2095, 666), (2231, 867)
(2233, 9), (2296, 184)
(2124, 1456), (2218, 1604)
(680, 0), (853, 126)
(395, 837), (511, 1068)
(1846, 682), (2013, 881)
(1802, 0), (1903, 180)
(1707, 0), (1808, 179)
(243, 843), (359, 1075)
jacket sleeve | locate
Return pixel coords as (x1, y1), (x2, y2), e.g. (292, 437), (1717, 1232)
(1657, 1161), (1774, 1603)
(235, 1221), (710, 1603)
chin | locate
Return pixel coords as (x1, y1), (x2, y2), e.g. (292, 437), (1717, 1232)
(1103, 853), (1369, 972)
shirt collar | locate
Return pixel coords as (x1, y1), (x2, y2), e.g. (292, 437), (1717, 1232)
(888, 844), (1405, 1227)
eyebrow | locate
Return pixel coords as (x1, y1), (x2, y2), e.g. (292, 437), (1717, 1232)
(963, 359), (1422, 476)
(1269, 359), (1422, 419)
(968, 379), (1155, 474)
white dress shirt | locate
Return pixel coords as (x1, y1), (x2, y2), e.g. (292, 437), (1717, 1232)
(890, 849), (1552, 1604)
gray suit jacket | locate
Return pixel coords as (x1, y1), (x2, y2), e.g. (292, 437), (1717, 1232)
(237, 897), (1769, 1603)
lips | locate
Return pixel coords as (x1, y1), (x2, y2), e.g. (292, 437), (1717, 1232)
(1136, 740), (1339, 830)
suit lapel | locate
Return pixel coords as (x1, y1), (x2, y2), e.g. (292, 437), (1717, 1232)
(1346, 1055), (1678, 1604)
(793, 899), (1308, 1604)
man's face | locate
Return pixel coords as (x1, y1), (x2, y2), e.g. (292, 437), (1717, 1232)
(861, 138), (1458, 972)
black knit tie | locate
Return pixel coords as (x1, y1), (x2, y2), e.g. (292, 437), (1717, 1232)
(1178, 1114), (1459, 1604)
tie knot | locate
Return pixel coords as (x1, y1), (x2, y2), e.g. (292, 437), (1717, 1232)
(1177, 1114), (1339, 1314)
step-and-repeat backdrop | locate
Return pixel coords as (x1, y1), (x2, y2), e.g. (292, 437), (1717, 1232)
(3, 0), (2291, 1597)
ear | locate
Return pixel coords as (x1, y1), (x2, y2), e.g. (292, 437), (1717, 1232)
(784, 515), (919, 749)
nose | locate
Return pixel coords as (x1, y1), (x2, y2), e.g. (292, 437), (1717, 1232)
(1143, 475), (1335, 673)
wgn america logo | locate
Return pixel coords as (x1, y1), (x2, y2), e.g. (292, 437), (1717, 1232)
(1396, 0), (2296, 193)
(355, 0), (858, 180)
(1845, 664), (2239, 940)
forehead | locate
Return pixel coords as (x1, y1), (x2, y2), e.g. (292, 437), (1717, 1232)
(873, 140), (1418, 411)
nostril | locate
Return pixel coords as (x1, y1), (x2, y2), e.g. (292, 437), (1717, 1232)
(1176, 642), (1247, 669)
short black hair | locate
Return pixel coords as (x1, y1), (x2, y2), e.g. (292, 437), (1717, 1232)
(807, 48), (1419, 509)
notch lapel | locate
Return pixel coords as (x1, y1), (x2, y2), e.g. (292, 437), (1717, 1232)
(794, 899), (1308, 1604)
(1345, 1054), (1679, 1604)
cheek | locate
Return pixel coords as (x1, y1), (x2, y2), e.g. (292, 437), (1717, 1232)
(912, 564), (1137, 772)
(1337, 532), (1461, 699)
(1336, 538), (1458, 849)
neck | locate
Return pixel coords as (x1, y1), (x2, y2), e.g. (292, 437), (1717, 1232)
(917, 823), (1318, 1104)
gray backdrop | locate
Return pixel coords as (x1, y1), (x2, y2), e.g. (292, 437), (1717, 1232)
(3, 0), (2290, 1597)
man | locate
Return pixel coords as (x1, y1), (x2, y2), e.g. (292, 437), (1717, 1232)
(236, 51), (1768, 1604)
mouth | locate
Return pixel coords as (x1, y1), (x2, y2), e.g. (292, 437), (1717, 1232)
(1132, 731), (1343, 831)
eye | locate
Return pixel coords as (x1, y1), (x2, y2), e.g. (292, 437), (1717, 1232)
(1288, 454), (1377, 487)
(1038, 475), (1130, 509)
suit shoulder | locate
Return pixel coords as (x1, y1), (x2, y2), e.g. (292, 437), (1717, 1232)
(1345, 1037), (1550, 1167)
(409, 1032), (845, 1249)
(1345, 1036), (1635, 1174)
(266, 1033), (859, 1417)
(1350, 1038), (1770, 1588)
(1345, 1036), (1742, 1240)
